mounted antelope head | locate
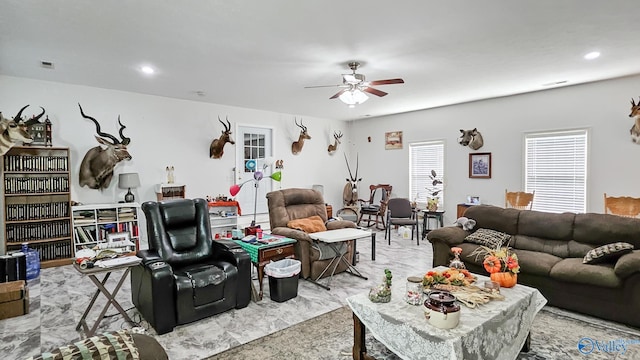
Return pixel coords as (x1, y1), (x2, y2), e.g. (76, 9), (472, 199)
(327, 130), (343, 154)
(343, 153), (362, 206)
(291, 118), (311, 155)
(209, 116), (235, 158)
(78, 103), (132, 190)
(0, 105), (41, 155)
(629, 97), (640, 144)
(458, 128), (484, 150)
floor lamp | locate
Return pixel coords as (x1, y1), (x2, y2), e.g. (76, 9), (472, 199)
(229, 164), (282, 227)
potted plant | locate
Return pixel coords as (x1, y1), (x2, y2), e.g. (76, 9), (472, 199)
(426, 170), (443, 211)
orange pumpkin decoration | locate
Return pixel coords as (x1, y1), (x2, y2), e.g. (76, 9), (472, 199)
(490, 272), (517, 288)
(483, 255), (502, 274)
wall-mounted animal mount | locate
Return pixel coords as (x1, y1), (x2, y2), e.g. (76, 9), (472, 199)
(210, 116), (235, 159)
(629, 97), (640, 144)
(0, 105), (43, 155)
(343, 153), (362, 206)
(291, 118), (311, 155)
(458, 128), (484, 150)
(78, 103), (132, 190)
(275, 159), (284, 169)
(327, 131), (343, 154)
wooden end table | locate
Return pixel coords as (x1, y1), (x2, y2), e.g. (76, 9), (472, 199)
(233, 235), (296, 301)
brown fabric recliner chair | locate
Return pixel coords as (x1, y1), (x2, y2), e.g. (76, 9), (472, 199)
(266, 188), (357, 280)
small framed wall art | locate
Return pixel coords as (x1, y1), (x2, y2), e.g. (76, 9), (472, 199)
(469, 152), (492, 179)
(385, 131), (403, 150)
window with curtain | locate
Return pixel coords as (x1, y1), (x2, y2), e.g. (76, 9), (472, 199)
(410, 141), (444, 206)
(524, 129), (588, 213)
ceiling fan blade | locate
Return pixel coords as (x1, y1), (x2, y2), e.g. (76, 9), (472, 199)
(304, 84), (344, 89)
(363, 87), (388, 97)
(329, 89), (347, 99)
(369, 78), (405, 86)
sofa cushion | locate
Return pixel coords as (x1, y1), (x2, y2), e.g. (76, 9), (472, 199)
(27, 329), (139, 360)
(464, 228), (511, 248)
(287, 215), (327, 233)
(517, 210), (575, 241)
(464, 205), (519, 234)
(574, 212), (640, 247)
(583, 242), (634, 264)
(513, 249), (562, 276)
(550, 258), (621, 288)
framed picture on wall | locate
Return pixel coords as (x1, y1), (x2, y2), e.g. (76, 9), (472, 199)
(385, 131), (403, 150)
(469, 152), (491, 178)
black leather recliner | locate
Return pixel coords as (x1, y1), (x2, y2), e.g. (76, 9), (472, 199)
(131, 198), (251, 335)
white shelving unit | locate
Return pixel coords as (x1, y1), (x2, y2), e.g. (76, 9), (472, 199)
(71, 203), (141, 253)
(208, 202), (239, 238)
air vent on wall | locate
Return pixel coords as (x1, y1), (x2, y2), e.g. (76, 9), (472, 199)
(40, 61), (54, 69)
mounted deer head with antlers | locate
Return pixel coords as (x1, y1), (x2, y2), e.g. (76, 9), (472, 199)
(327, 130), (343, 154)
(78, 103), (132, 190)
(0, 105), (41, 155)
(291, 118), (311, 155)
(343, 153), (362, 206)
(210, 116), (235, 158)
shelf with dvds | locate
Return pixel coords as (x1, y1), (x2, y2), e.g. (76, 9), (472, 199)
(71, 203), (141, 253)
(2, 146), (73, 268)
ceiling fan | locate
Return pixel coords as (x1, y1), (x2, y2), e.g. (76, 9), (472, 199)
(305, 61), (404, 106)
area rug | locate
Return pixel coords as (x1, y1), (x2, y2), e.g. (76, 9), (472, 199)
(207, 306), (640, 360)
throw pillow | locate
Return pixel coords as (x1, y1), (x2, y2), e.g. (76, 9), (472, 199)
(583, 242), (634, 264)
(287, 215), (327, 233)
(27, 330), (140, 360)
(464, 228), (511, 248)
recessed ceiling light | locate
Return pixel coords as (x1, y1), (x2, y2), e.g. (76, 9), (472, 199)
(584, 51), (600, 60)
(141, 66), (155, 74)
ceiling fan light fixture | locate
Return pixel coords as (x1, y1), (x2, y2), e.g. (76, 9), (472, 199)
(339, 89), (369, 106)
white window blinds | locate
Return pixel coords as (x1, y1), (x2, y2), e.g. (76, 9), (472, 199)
(525, 129), (588, 213)
(410, 141), (444, 205)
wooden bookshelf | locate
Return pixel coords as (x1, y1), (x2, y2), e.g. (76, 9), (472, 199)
(71, 203), (141, 253)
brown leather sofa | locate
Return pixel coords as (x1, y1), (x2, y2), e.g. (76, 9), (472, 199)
(427, 205), (640, 327)
(267, 188), (357, 280)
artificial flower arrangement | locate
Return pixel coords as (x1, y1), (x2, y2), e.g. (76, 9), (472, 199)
(422, 268), (476, 287)
(469, 243), (520, 287)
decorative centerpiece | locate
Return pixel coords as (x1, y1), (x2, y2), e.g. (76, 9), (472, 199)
(369, 268), (393, 303)
(470, 244), (520, 288)
(449, 247), (466, 269)
(422, 268), (476, 287)
(426, 170), (443, 211)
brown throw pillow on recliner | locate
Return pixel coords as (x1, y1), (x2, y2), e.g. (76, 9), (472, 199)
(583, 242), (634, 264)
(287, 215), (327, 233)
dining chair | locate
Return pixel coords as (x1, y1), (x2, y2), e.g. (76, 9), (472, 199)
(505, 190), (534, 210)
(385, 198), (419, 245)
(604, 193), (640, 218)
(357, 184), (392, 230)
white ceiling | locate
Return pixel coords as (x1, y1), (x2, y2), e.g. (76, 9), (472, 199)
(2, 1), (640, 121)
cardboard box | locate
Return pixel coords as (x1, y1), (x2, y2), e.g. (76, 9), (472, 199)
(0, 280), (29, 320)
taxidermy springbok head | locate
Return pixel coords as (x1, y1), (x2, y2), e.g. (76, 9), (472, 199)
(327, 131), (343, 154)
(629, 97), (640, 144)
(210, 116), (235, 159)
(343, 153), (362, 206)
(291, 118), (311, 155)
(0, 105), (41, 155)
(458, 128), (484, 150)
(78, 103), (132, 190)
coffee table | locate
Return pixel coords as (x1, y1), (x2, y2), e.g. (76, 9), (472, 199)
(308, 228), (371, 290)
(347, 267), (547, 360)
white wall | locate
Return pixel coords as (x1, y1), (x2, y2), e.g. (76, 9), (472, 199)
(0, 75), (353, 248)
(350, 74), (640, 225)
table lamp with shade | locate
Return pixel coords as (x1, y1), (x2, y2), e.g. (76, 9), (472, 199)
(118, 172), (140, 203)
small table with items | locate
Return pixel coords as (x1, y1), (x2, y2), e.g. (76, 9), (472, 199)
(422, 210), (445, 240)
(73, 256), (142, 337)
(347, 266), (547, 360)
(233, 235), (296, 301)
(308, 228), (370, 290)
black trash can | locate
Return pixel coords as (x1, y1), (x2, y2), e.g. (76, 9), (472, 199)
(265, 259), (301, 303)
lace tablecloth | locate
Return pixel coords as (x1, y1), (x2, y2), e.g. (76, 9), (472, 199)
(347, 268), (547, 360)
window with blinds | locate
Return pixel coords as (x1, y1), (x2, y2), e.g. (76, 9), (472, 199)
(410, 141), (444, 205)
(524, 129), (588, 213)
